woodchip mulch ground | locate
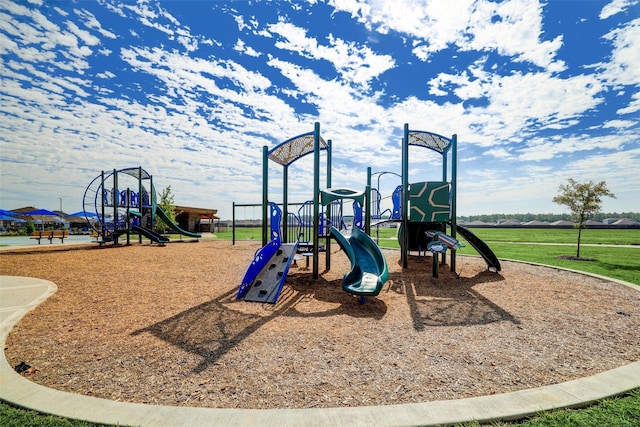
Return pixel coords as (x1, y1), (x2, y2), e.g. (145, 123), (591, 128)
(1, 239), (639, 410)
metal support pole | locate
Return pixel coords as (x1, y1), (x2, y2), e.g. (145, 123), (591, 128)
(312, 122), (320, 279)
(325, 139), (332, 272)
(401, 124), (409, 268)
(283, 166), (289, 243)
(232, 202), (236, 245)
(138, 166), (143, 243)
(113, 168), (118, 244)
(365, 167), (371, 235)
(442, 148), (448, 266)
(126, 188), (131, 245)
(100, 170), (105, 241)
(149, 175), (154, 230)
(450, 134), (458, 272)
(262, 145), (269, 246)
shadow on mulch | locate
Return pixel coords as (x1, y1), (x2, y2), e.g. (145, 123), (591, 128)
(133, 254), (519, 373)
(132, 276), (387, 373)
(390, 255), (519, 330)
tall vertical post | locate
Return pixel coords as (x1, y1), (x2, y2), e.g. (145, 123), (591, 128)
(138, 166), (143, 243)
(450, 134), (458, 272)
(126, 188), (131, 245)
(442, 149), (448, 181)
(365, 167), (372, 235)
(312, 122), (320, 279)
(262, 145), (269, 246)
(401, 124), (409, 268)
(283, 165), (289, 243)
(325, 139), (332, 272)
(149, 175), (154, 232)
(100, 170), (106, 241)
(232, 202), (236, 245)
(113, 168), (118, 244)
(442, 150), (448, 265)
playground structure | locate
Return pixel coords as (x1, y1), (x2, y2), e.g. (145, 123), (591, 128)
(236, 122), (501, 303)
(82, 167), (201, 245)
(357, 124), (500, 275)
(237, 123), (389, 304)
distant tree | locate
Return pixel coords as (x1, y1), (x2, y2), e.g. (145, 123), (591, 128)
(155, 186), (176, 234)
(552, 179), (616, 258)
(25, 221), (35, 235)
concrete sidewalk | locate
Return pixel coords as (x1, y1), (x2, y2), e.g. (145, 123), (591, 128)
(1, 274), (639, 427)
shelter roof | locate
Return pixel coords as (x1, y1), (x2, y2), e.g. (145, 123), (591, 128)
(268, 131), (328, 167)
(407, 130), (452, 154)
(118, 167), (152, 180)
(175, 205), (219, 219)
(11, 206), (37, 214)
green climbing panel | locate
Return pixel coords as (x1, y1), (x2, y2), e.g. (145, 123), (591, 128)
(409, 181), (450, 222)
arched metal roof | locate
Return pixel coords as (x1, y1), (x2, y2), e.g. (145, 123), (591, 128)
(267, 131), (328, 167)
(118, 167), (152, 180)
(407, 130), (452, 154)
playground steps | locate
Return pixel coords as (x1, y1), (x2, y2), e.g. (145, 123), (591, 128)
(243, 243), (297, 303)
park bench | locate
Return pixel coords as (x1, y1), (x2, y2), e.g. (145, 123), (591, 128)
(30, 230), (69, 244)
(49, 230), (68, 243)
(30, 231), (46, 244)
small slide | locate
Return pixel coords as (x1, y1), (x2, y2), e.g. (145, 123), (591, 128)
(455, 225), (501, 272)
(131, 225), (170, 244)
(237, 241), (298, 303)
(329, 226), (389, 302)
(237, 202), (298, 304)
(155, 206), (201, 238)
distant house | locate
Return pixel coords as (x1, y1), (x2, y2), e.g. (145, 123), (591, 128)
(498, 219), (522, 226)
(612, 218), (640, 227)
(463, 220), (493, 227)
(550, 220), (575, 228)
(522, 220), (550, 227)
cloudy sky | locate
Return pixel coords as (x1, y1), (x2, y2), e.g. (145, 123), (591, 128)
(1, 0), (638, 220)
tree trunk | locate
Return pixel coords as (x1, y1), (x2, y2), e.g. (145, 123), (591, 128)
(576, 213), (584, 258)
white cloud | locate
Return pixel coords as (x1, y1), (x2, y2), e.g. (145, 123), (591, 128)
(234, 38), (261, 57)
(602, 119), (637, 129)
(617, 91), (640, 114)
(599, 0), (639, 19)
(330, 0), (565, 72)
(517, 132), (630, 161)
(267, 19), (395, 90)
(598, 18), (640, 87)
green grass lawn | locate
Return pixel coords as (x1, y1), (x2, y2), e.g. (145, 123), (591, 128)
(371, 227), (640, 286)
(1, 226), (638, 426)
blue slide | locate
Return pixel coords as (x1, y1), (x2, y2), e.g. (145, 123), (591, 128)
(329, 226), (389, 303)
(237, 203), (298, 304)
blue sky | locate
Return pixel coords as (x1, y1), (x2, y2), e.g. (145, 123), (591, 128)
(1, 0), (638, 220)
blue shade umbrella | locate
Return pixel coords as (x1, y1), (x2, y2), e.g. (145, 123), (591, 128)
(0, 214), (24, 221)
(24, 209), (62, 231)
(0, 209), (20, 217)
(67, 211), (99, 218)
